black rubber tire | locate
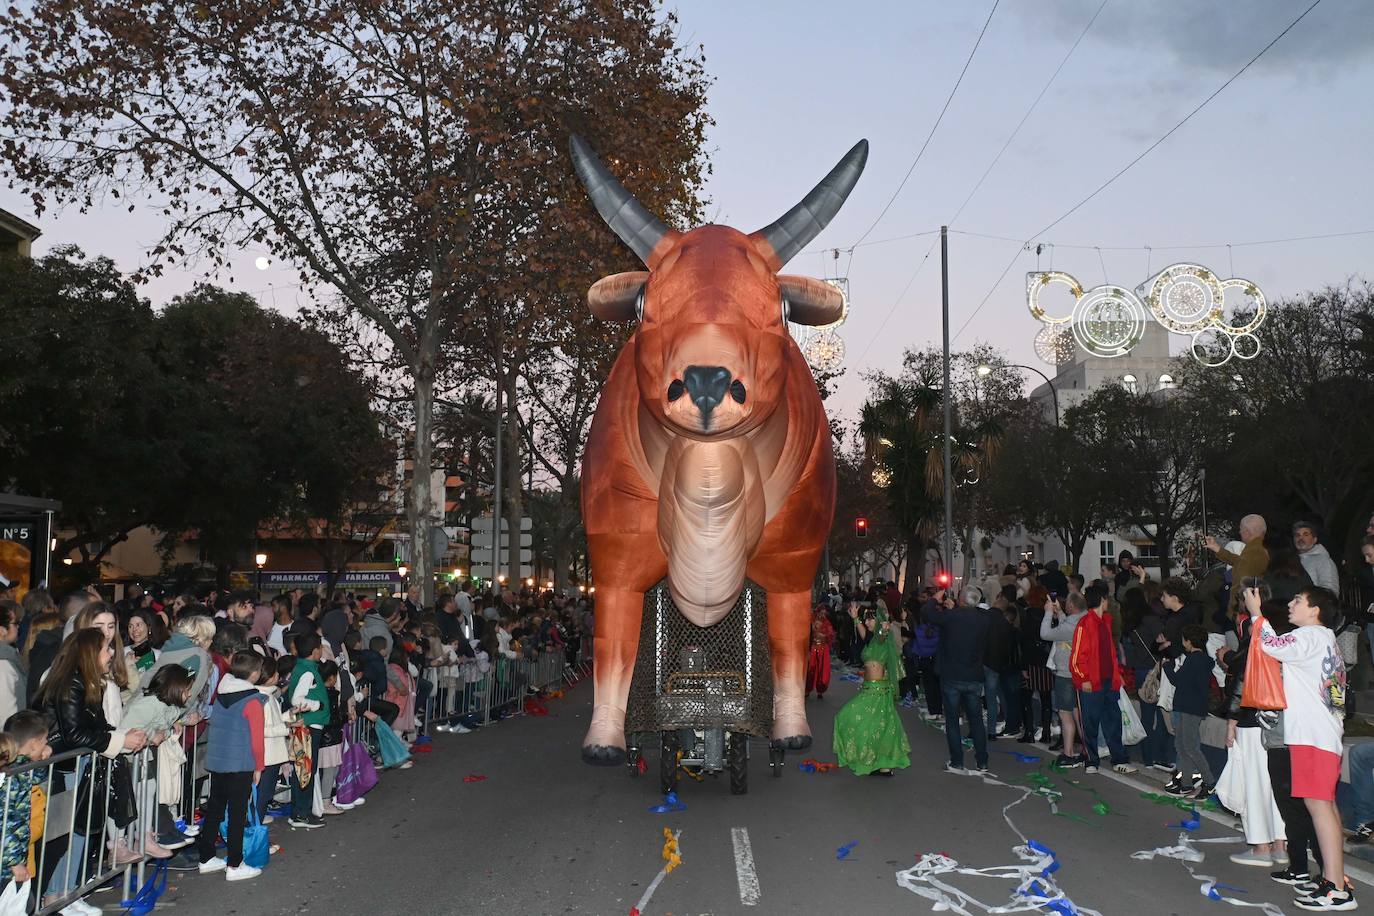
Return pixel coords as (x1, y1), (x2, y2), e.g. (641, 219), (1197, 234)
(627, 745), (643, 777)
(728, 733), (749, 795)
(769, 742), (784, 777)
(659, 731), (680, 794)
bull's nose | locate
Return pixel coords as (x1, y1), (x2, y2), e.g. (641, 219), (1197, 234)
(681, 365), (732, 417)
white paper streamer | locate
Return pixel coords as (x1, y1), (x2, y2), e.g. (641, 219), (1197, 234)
(1131, 833), (1284, 916)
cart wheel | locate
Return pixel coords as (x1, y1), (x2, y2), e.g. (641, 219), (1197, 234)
(659, 731), (680, 794)
(627, 745), (643, 777)
(769, 742), (784, 777)
(728, 732), (749, 795)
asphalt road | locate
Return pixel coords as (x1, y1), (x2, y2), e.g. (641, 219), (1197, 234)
(148, 676), (1332, 916)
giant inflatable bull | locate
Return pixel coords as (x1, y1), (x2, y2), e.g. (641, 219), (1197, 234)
(571, 136), (868, 764)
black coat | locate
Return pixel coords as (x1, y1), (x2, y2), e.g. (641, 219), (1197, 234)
(983, 609), (1021, 672)
(26, 628), (62, 700)
(922, 600), (990, 684)
(43, 673), (115, 770)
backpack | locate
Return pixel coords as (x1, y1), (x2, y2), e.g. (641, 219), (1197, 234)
(908, 623), (940, 658)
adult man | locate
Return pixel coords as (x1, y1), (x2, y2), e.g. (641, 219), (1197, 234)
(1070, 585), (1137, 775)
(1041, 592), (1088, 764)
(58, 587), (95, 638)
(923, 586), (992, 775)
(224, 590), (257, 627)
(983, 586), (1022, 739)
(1293, 520), (1340, 594)
(435, 593), (464, 645)
(455, 581), (474, 618)
(1206, 514), (1270, 616)
(404, 585), (423, 617)
(360, 598), (397, 656)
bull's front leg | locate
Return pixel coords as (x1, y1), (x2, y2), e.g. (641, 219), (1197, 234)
(767, 590), (813, 749)
(582, 586), (645, 765)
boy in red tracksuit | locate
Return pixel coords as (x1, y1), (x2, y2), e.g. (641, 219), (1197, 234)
(1069, 584), (1136, 775)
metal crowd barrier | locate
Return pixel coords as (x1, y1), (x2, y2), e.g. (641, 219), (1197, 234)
(417, 647), (583, 738)
(1, 745), (164, 915)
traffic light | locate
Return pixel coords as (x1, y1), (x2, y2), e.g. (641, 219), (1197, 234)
(934, 570), (951, 588)
(855, 516), (868, 538)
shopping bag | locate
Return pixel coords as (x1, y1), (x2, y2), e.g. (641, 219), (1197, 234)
(0, 878), (30, 916)
(288, 723), (314, 787)
(1156, 658), (1178, 712)
(335, 734), (379, 805)
(119, 861), (168, 916)
(1119, 688), (1146, 745)
(374, 719), (412, 769)
(157, 733), (187, 805)
(1241, 617), (1287, 710)
(221, 786), (270, 869)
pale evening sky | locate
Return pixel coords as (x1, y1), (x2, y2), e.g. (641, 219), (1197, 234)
(7, 0), (1373, 424)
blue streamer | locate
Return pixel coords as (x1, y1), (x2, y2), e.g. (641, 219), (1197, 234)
(648, 792), (687, 814)
(998, 750), (1041, 764)
(836, 841), (858, 860)
(1166, 810), (1201, 832)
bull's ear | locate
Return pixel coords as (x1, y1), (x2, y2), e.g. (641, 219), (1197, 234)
(588, 271), (649, 322)
(779, 275), (844, 326)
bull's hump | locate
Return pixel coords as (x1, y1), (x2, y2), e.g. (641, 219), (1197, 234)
(657, 439), (765, 626)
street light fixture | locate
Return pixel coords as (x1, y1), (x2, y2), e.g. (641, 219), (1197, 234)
(254, 552), (267, 598)
(975, 362), (1060, 428)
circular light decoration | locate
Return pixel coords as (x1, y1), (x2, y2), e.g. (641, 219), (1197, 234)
(803, 329), (845, 373)
(1190, 327), (1233, 368)
(1071, 285), (1146, 358)
(1216, 278), (1267, 335)
(871, 464), (892, 488)
(1136, 263), (1224, 333)
(1231, 332), (1261, 360)
(1026, 271), (1081, 325)
(818, 278), (851, 330)
(1033, 325), (1076, 365)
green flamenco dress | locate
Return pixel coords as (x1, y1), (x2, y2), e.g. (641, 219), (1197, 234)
(832, 613), (911, 775)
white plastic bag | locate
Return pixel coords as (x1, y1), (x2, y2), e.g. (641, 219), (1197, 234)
(0, 879), (30, 916)
(1120, 688), (1146, 745)
(1156, 657), (1179, 712)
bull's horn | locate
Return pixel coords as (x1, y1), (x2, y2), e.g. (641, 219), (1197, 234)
(751, 139), (869, 270)
(569, 135), (673, 266)
(587, 272), (648, 322)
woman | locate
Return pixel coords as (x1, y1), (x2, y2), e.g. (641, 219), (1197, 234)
(1123, 587), (1173, 771)
(23, 610), (62, 699)
(833, 604), (910, 776)
(73, 602), (135, 703)
(36, 629), (149, 912)
(1015, 560), (1037, 599)
(805, 604), (835, 700)
(0, 602), (25, 723)
(124, 609), (160, 673)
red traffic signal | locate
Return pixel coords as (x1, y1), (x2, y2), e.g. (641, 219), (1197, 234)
(934, 571), (951, 587)
(855, 516), (869, 538)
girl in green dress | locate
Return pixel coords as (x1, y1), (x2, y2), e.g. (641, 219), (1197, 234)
(833, 603), (911, 776)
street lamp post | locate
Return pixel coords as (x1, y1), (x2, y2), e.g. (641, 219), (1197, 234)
(398, 564), (408, 597)
(254, 552), (267, 598)
(976, 362), (1060, 428)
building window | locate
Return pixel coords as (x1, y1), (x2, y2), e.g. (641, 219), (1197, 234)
(1099, 540), (1115, 565)
(1135, 543), (1159, 561)
(1122, 374), (1138, 394)
(1158, 373), (1175, 389)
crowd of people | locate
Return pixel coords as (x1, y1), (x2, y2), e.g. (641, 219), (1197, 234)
(0, 577), (592, 915)
(809, 512), (1374, 912)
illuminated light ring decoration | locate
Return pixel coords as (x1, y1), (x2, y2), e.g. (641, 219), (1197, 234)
(871, 463), (892, 488)
(803, 329), (846, 373)
(1231, 332), (1261, 360)
(1216, 277), (1267, 335)
(1070, 284), (1147, 359)
(1190, 327), (1233, 368)
(1033, 325), (1076, 365)
(1135, 263), (1224, 334)
(1026, 270), (1081, 325)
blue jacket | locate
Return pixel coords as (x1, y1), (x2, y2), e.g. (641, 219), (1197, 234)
(204, 674), (267, 773)
(1163, 649), (1214, 717)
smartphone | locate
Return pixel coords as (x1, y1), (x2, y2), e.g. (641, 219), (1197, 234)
(1050, 591), (1059, 600)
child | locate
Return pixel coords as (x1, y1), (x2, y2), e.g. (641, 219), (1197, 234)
(197, 650), (267, 881)
(255, 657), (291, 824)
(1162, 624), (1215, 799)
(121, 664), (195, 854)
(1247, 586), (1355, 911)
(1, 710), (51, 890)
(287, 634), (330, 830)
(315, 661), (347, 816)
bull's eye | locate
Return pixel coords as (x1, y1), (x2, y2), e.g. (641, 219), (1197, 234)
(667, 379), (686, 402)
(729, 380), (746, 404)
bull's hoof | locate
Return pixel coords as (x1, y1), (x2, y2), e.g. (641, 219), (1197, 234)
(776, 734), (813, 750)
(582, 744), (627, 766)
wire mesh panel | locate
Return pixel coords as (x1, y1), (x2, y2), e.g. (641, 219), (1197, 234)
(626, 578), (773, 737)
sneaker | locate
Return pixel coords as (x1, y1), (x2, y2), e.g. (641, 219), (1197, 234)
(143, 837), (174, 859)
(199, 856), (227, 874)
(166, 850), (201, 871)
(433, 724), (453, 733)
(1272, 849), (1290, 865)
(288, 814), (325, 829)
(1295, 879), (1356, 911)
(225, 863), (262, 882)
(453, 723), (472, 734)
(1348, 821), (1374, 844)
(944, 762), (967, 775)
(262, 814), (275, 824)
(1272, 868), (1314, 886)
(1113, 763), (1138, 775)
(1230, 850), (1274, 867)
(975, 766), (995, 778)
(1016, 732), (1036, 744)
(1190, 782), (1215, 801)
(321, 802), (345, 816)
(398, 760), (414, 769)
(1048, 738), (1064, 752)
(157, 829), (193, 850)
(1150, 763), (1175, 773)
(110, 840), (142, 865)
(1083, 764), (1099, 774)
(60, 902), (101, 916)
(1053, 754), (1084, 769)
(183, 823), (202, 838)
(333, 799), (359, 810)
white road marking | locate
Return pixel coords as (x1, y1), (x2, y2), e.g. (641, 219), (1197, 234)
(731, 826), (761, 906)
